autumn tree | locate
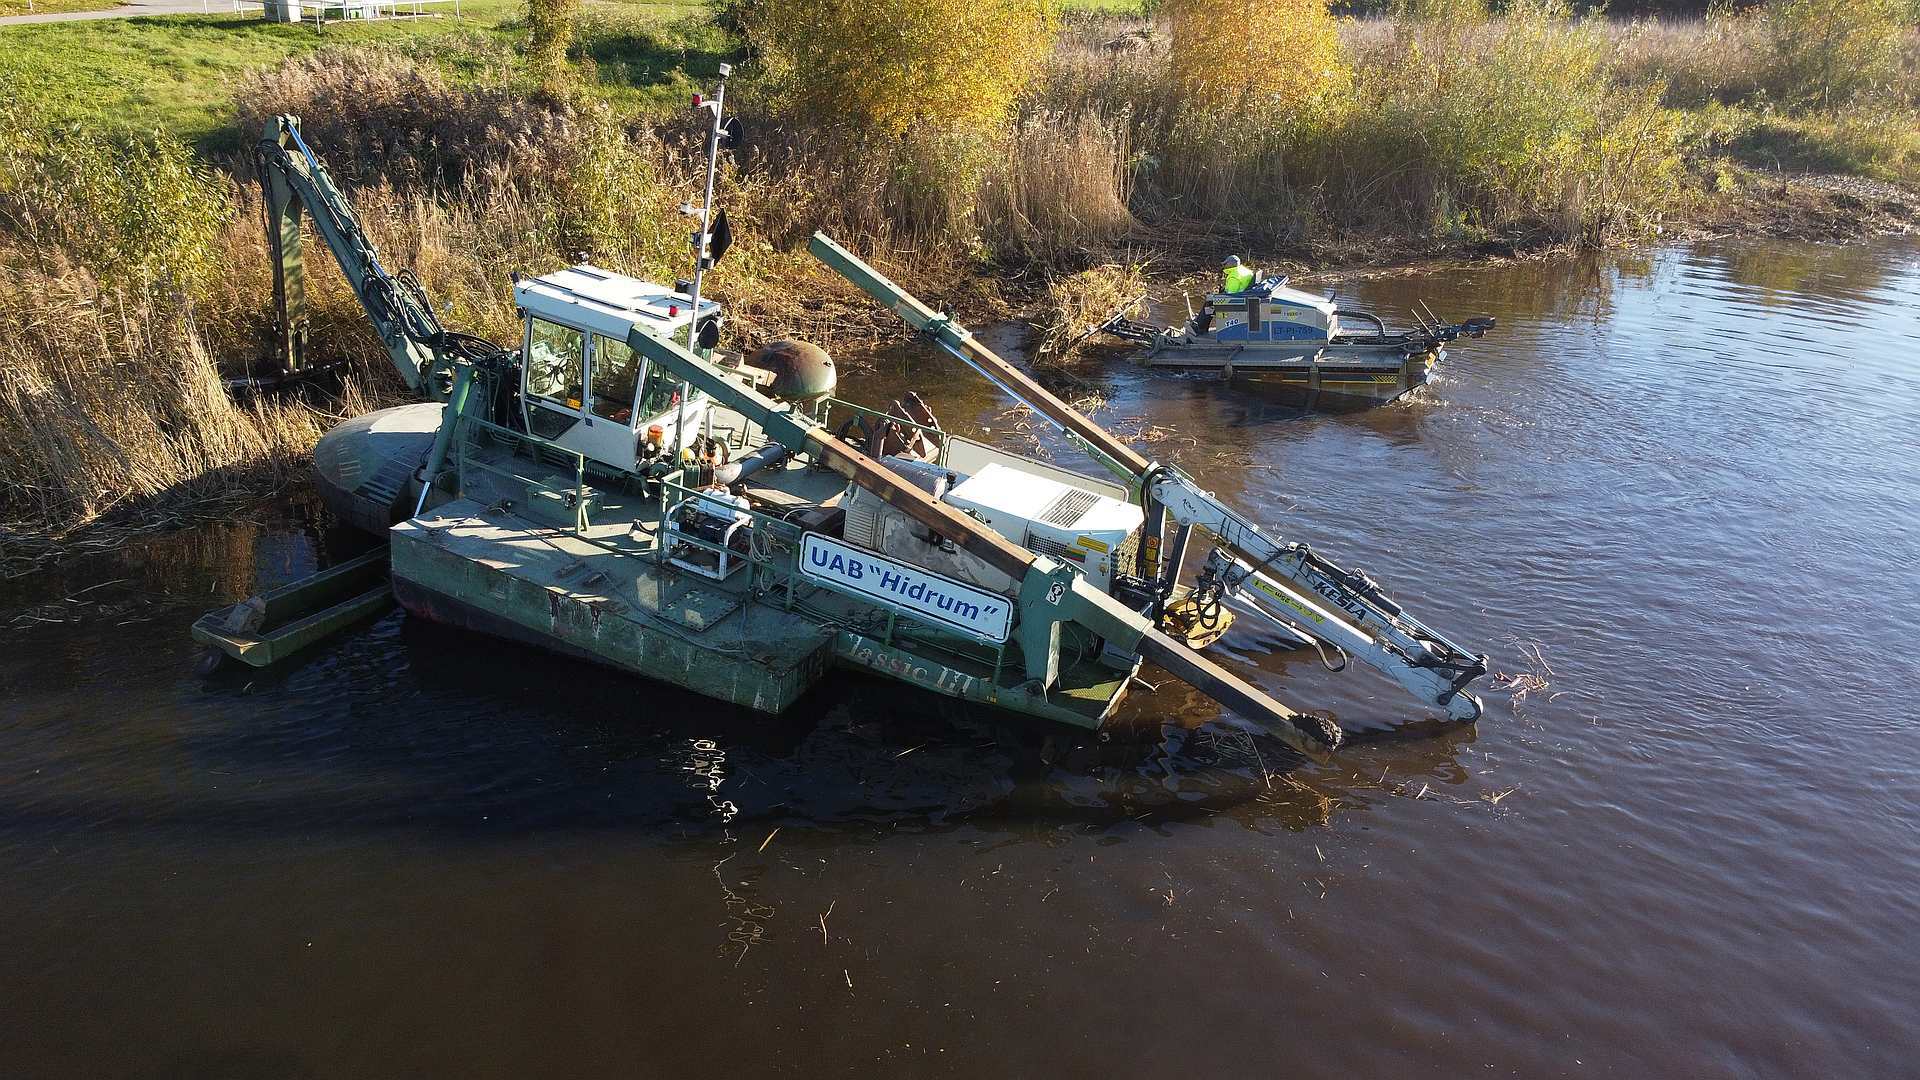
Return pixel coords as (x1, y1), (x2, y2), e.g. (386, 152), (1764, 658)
(1165, 0), (1350, 121)
(744, 0), (1056, 138)
(525, 0), (582, 88)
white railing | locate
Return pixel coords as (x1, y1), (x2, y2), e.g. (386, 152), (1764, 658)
(255, 0), (461, 23)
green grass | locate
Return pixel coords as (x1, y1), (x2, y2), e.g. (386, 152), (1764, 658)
(575, 3), (730, 112)
(2, 16), (338, 142)
(0, 0), (114, 16)
(0, 0), (713, 144)
(1698, 102), (1920, 185)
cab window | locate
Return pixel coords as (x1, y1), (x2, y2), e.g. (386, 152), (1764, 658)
(590, 335), (641, 423)
(526, 319), (584, 408)
(636, 361), (683, 420)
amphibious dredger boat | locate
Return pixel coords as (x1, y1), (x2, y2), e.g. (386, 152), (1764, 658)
(196, 78), (1488, 758)
(1085, 278), (1496, 403)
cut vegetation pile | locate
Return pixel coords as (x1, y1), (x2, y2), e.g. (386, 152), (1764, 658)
(1031, 262), (1150, 365)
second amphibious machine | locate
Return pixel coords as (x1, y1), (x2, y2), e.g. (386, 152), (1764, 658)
(204, 73), (1488, 758)
(1085, 274), (1496, 402)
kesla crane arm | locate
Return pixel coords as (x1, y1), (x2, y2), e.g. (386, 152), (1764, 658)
(1152, 470), (1486, 721)
(808, 231), (1487, 723)
(255, 115), (501, 396)
(614, 312), (1336, 759)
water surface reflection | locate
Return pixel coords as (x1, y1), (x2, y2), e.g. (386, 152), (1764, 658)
(4, 236), (1918, 1078)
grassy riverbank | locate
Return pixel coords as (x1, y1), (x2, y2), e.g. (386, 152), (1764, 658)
(0, 0), (109, 16)
(2, 0), (1917, 537)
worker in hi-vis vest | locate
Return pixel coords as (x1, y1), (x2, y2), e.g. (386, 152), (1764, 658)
(1221, 255), (1255, 294)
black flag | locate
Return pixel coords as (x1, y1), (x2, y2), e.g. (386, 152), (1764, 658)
(709, 208), (733, 266)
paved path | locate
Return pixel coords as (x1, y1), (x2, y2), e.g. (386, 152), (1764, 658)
(0, 0), (248, 25)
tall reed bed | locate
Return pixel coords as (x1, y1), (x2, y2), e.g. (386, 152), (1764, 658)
(0, 51), (694, 532)
(0, 262), (329, 528)
(0, 94), (325, 530)
(1039, 1), (1689, 250)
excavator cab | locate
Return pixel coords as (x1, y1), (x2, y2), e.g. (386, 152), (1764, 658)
(513, 266), (722, 473)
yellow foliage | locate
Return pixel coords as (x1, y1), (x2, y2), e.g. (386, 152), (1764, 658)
(745, 0), (1056, 138)
(1165, 0), (1350, 119)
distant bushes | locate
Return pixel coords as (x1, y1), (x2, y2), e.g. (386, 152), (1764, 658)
(0, 98), (225, 291)
(1323, 1), (1685, 244)
(1166, 0), (1349, 118)
(1609, 0), (1919, 183)
(742, 0), (1053, 137)
(1610, 7), (1772, 108)
(1615, 0), (1917, 111)
(1763, 0), (1910, 109)
(524, 0), (583, 89)
(1389, 0), (1487, 22)
(1038, 0), (1687, 248)
(735, 0), (1060, 255)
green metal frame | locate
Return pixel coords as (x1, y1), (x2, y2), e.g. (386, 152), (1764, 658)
(453, 414), (595, 532)
(816, 397), (946, 445)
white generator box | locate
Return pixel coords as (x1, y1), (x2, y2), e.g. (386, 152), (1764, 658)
(942, 463), (1143, 590)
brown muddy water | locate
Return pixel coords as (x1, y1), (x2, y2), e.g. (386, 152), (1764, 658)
(4, 237), (1919, 1078)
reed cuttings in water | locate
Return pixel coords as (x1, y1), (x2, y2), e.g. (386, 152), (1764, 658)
(1031, 262), (1150, 366)
(1489, 639), (1555, 713)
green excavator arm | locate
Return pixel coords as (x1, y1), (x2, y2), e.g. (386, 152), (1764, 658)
(256, 115), (488, 396)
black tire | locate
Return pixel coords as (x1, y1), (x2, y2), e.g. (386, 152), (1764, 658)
(835, 416), (869, 450)
(1292, 714), (1344, 753)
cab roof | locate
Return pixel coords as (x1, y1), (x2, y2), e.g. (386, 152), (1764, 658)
(514, 265), (720, 341)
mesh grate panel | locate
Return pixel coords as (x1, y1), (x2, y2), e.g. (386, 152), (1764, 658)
(1039, 489), (1102, 527)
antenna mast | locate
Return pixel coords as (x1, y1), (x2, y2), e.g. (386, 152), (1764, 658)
(684, 62), (733, 352)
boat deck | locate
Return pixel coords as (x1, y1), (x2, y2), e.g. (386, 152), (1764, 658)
(393, 498), (839, 711)
(388, 410), (1130, 726)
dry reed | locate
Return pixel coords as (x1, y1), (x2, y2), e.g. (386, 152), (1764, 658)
(978, 110), (1136, 264)
(0, 264), (327, 530)
(1030, 261), (1149, 365)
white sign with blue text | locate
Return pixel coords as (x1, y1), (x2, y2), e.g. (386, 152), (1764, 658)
(799, 533), (1012, 643)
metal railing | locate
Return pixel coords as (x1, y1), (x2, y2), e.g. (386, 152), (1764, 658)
(453, 415), (592, 532)
(448, 411), (1015, 681)
(817, 397), (950, 460)
(255, 0), (462, 24)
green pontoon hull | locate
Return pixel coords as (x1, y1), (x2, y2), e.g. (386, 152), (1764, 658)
(388, 496), (1130, 729)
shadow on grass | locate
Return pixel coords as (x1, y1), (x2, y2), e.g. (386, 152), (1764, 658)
(1722, 120), (1869, 176)
(578, 12), (736, 101)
